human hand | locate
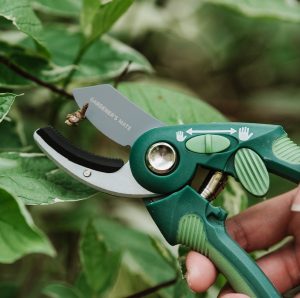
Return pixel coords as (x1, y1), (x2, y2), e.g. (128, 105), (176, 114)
(185, 186), (300, 297)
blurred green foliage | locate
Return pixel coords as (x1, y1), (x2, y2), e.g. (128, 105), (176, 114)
(0, 0), (299, 297)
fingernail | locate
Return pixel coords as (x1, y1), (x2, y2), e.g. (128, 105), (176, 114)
(185, 271), (196, 293)
(291, 204), (300, 212)
(291, 185), (300, 212)
(186, 269), (193, 288)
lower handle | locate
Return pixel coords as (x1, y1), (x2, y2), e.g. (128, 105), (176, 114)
(178, 214), (279, 297)
(145, 186), (281, 298)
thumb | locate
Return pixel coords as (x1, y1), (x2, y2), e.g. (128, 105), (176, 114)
(186, 251), (217, 292)
(218, 285), (250, 298)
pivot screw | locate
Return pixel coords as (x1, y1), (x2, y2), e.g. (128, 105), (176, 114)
(83, 169), (92, 177)
(146, 142), (177, 175)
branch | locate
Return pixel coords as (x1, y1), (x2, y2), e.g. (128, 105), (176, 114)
(114, 60), (132, 88)
(0, 55), (73, 99)
(62, 41), (92, 89)
(125, 277), (178, 298)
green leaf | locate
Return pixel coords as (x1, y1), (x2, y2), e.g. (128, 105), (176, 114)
(81, 0), (134, 44)
(173, 278), (204, 298)
(0, 0), (46, 52)
(118, 83), (226, 124)
(80, 222), (122, 294)
(22, 27), (152, 82)
(80, 0), (99, 37)
(0, 187), (55, 263)
(213, 177), (248, 217)
(0, 41), (74, 88)
(32, 0), (81, 17)
(0, 93), (17, 123)
(0, 119), (25, 151)
(202, 0), (300, 23)
(91, 217), (176, 296)
(150, 236), (178, 269)
(43, 282), (84, 298)
(0, 152), (96, 205)
(0, 282), (18, 298)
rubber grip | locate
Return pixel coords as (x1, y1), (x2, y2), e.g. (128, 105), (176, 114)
(36, 126), (124, 173)
(267, 135), (300, 183)
(145, 186), (281, 298)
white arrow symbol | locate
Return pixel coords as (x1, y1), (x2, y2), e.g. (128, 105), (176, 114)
(186, 128), (237, 135)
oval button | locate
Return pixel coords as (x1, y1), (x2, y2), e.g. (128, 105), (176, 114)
(185, 134), (230, 154)
(234, 148), (269, 196)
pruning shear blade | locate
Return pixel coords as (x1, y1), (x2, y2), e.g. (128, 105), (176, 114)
(34, 127), (156, 198)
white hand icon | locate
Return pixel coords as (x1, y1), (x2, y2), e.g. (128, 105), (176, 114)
(176, 131), (187, 142)
(238, 127), (253, 141)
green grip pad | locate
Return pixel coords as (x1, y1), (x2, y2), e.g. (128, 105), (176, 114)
(234, 148), (269, 196)
(178, 214), (209, 255)
(177, 214), (255, 297)
(273, 136), (300, 165)
(185, 134), (230, 154)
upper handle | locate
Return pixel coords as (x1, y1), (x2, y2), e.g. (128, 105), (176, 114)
(130, 122), (299, 196)
(267, 135), (300, 182)
(232, 134), (300, 196)
(145, 186), (281, 298)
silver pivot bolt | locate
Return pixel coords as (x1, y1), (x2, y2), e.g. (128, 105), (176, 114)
(146, 142), (177, 175)
(83, 169), (92, 177)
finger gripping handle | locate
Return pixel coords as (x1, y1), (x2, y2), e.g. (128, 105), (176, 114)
(145, 186), (281, 298)
(178, 214), (279, 298)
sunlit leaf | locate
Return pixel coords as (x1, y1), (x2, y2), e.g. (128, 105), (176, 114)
(202, 0), (300, 23)
(0, 93), (17, 123)
(0, 187), (55, 263)
(43, 282), (84, 298)
(0, 152), (96, 205)
(118, 82), (226, 124)
(91, 217), (176, 296)
(32, 0), (81, 17)
(22, 27), (152, 83)
(0, 0), (46, 52)
(80, 222), (122, 295)
(80, 0), (99, 37)
(81, 0), (134, 44)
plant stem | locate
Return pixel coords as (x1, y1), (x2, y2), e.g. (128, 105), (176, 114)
(114, 60), (132, 88)
(0, 55), (73, 99)
(49, 40), (92, 125)
(125, 276), (178, 298)
(62, 41), (92, 89)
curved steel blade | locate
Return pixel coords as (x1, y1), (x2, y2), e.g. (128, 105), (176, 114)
(34, 132), (157, 198)
(73, 84), (164, 146)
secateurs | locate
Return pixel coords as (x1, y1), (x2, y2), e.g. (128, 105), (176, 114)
(34, 84), (300, 298)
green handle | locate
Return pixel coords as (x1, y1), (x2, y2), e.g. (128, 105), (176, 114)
(145, 186), (281, 298)
(233, 134), (300, 196)
(130, 123), (299, 196)
(268, 135), (300, 182)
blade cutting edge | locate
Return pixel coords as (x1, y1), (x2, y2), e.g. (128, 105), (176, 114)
(34, 132), (157, 198)
(73, 84), (164, 146)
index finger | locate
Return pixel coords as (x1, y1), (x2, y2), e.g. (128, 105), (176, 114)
(226, 186), (299, 252)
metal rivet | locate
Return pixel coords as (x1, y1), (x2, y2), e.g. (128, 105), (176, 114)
(146, 142), (177, 175)
(83, 169), (92, 177)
